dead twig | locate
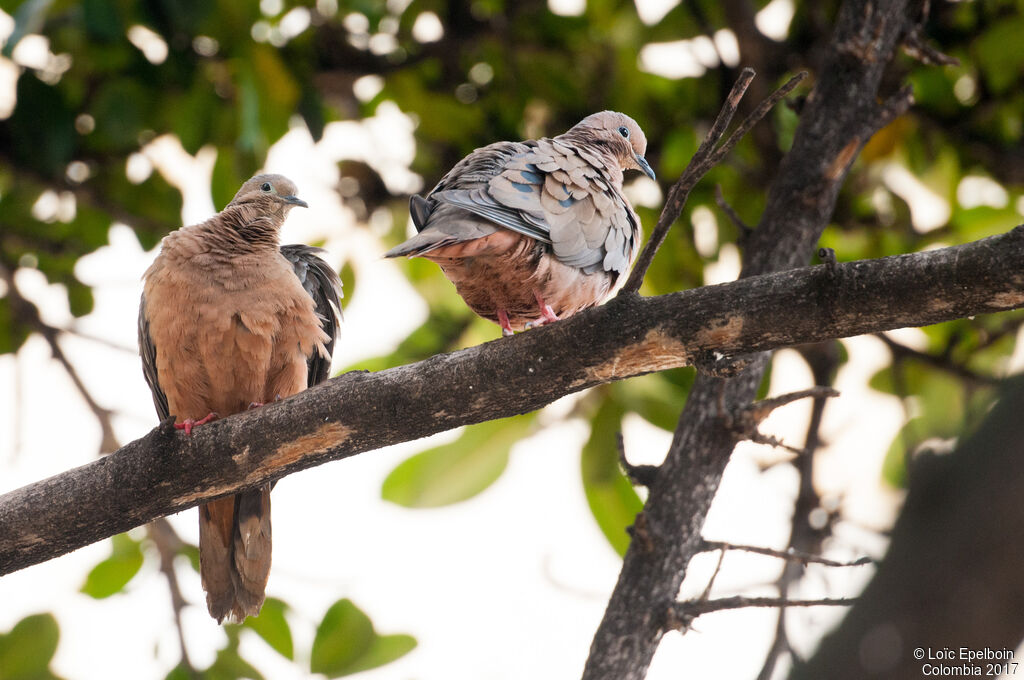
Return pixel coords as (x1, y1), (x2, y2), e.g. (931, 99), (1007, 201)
(621, 69), (807, 294)
(667, 596), (856, 631)
(700, 540), (872, 568)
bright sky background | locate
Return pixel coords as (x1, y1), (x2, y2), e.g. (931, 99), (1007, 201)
(3, 1), (1022, 678)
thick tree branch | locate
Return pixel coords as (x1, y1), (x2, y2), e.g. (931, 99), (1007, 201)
(583, 2), (926, 677)
(0, 228), (1021, 574)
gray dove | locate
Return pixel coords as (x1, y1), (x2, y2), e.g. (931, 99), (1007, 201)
(384, 111), (654, 335)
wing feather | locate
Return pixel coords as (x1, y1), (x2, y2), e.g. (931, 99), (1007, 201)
(279, 244), (343, 387)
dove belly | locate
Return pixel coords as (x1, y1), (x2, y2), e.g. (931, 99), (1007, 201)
(424, 230), (614, 330)
(145, 258), (321, 420)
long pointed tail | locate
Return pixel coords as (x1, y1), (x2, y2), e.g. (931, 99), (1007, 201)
(199, 485), (272, 623)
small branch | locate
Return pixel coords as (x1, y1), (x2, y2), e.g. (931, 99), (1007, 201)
(699, 545), (728, 602)
(149, 519), (199, 679)
(726, 387), (841, 455)
(872, 84), (916, 131)
(901, 0), (958, 68)
(714, 184), (752, 238)
(742, 387), (841, 424)
(617, 432), (658, 487)
(700, 540), (872, 568)
(621, 70), (807, 294)
(0, 262), (119, 453)
(668, 596), (856, 631)
(876, 333), (999, 386)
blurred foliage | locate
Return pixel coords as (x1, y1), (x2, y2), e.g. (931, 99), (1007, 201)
(2, 0), (1023, 677)
(79, 532), (144, 599)
(310, 598), (417, 677)
(0, 613), (64, 680)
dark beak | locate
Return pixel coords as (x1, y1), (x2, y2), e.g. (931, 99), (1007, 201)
(283, 195), (308, 208)
(635, 154), (656, 180)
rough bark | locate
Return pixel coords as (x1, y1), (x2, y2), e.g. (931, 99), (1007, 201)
(790, 376), (1024, 680)
(0, 228), (1021, 575)
(582, 1), (922, 677)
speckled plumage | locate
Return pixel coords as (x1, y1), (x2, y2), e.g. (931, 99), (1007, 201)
(139, 174), (341, 623)
(385, 111), (654, 334)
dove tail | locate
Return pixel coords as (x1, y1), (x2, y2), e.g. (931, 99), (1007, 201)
(383, 230), (457, 258)
(199, 486), (272, 624)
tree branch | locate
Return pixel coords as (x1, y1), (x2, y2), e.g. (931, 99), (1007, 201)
(620, 69), (807, 294)
(0, 262), (120, 454)
(0, 228), (1021, 574)
(699, 541), (872, 568)
(584, 2), (930, 677)
(670, 596), (857, 629)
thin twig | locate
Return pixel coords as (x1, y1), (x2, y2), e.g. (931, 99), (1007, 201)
(714, 184), (752, 235)
(725, 386), (840, 455)
(668, 596), (856, 630)
(0, 262), (120, 453)
(621, 69), (807, 294)
(757, 344), (841, 680)
(149, 519), (200, 679)
(743, 386), (841, 423)
(64, 326), (138, 354)
(617, 431), (658, 487)
(700, 540), (872, 568)
(698, 545), (728, 602)
(876, 333), (998, 386)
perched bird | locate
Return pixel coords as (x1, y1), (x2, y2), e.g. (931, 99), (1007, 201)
(385, 111), (654, 335)
(139, 174), (342, 623)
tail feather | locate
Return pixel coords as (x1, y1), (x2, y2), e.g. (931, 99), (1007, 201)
(383, 230), (461, 258)
(199, 486), (272, 624)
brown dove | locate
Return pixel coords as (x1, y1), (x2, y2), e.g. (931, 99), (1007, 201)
(138, 174), (342, 623)
(384, 111), (654, 335)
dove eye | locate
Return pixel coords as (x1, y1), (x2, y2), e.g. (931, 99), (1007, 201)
(261, 182), (272, 192)
(618, 126), (629, 138)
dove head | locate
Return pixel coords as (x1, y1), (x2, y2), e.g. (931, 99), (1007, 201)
(227, 173), (309, 216)
(571, 111), (655, 181)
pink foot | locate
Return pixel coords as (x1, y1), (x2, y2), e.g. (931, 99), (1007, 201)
(497, 309), (514, 337)
(175, 412), (218, 435)
(528, 291), (560, 327)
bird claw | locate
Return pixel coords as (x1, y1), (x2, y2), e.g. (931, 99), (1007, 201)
(533, 292), (560, 325)
(497, 309), (515, 337)
(175, 412), (218, 435)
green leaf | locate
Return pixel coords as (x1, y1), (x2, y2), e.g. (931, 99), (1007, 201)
(382, 414), (534, 508)
(163, 664), (192, 680)
(975, 17), (1024, 94)
(311, 599), (416, 677)
(81, 533), (144, 599)
(206, 644), (265, 680)
(340, 634), (417, 676)
(243, 598), (293, 660)
(310, 600), (375, 676)
(67, 281), (95, 318)
(881, 419), (917, 489)
(612, 370), (692, 431)
(5, 73), (76, 175)
(581, 398), (643, 556)
(82, 0), (124, 42)
(0, 613), (60, 679)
